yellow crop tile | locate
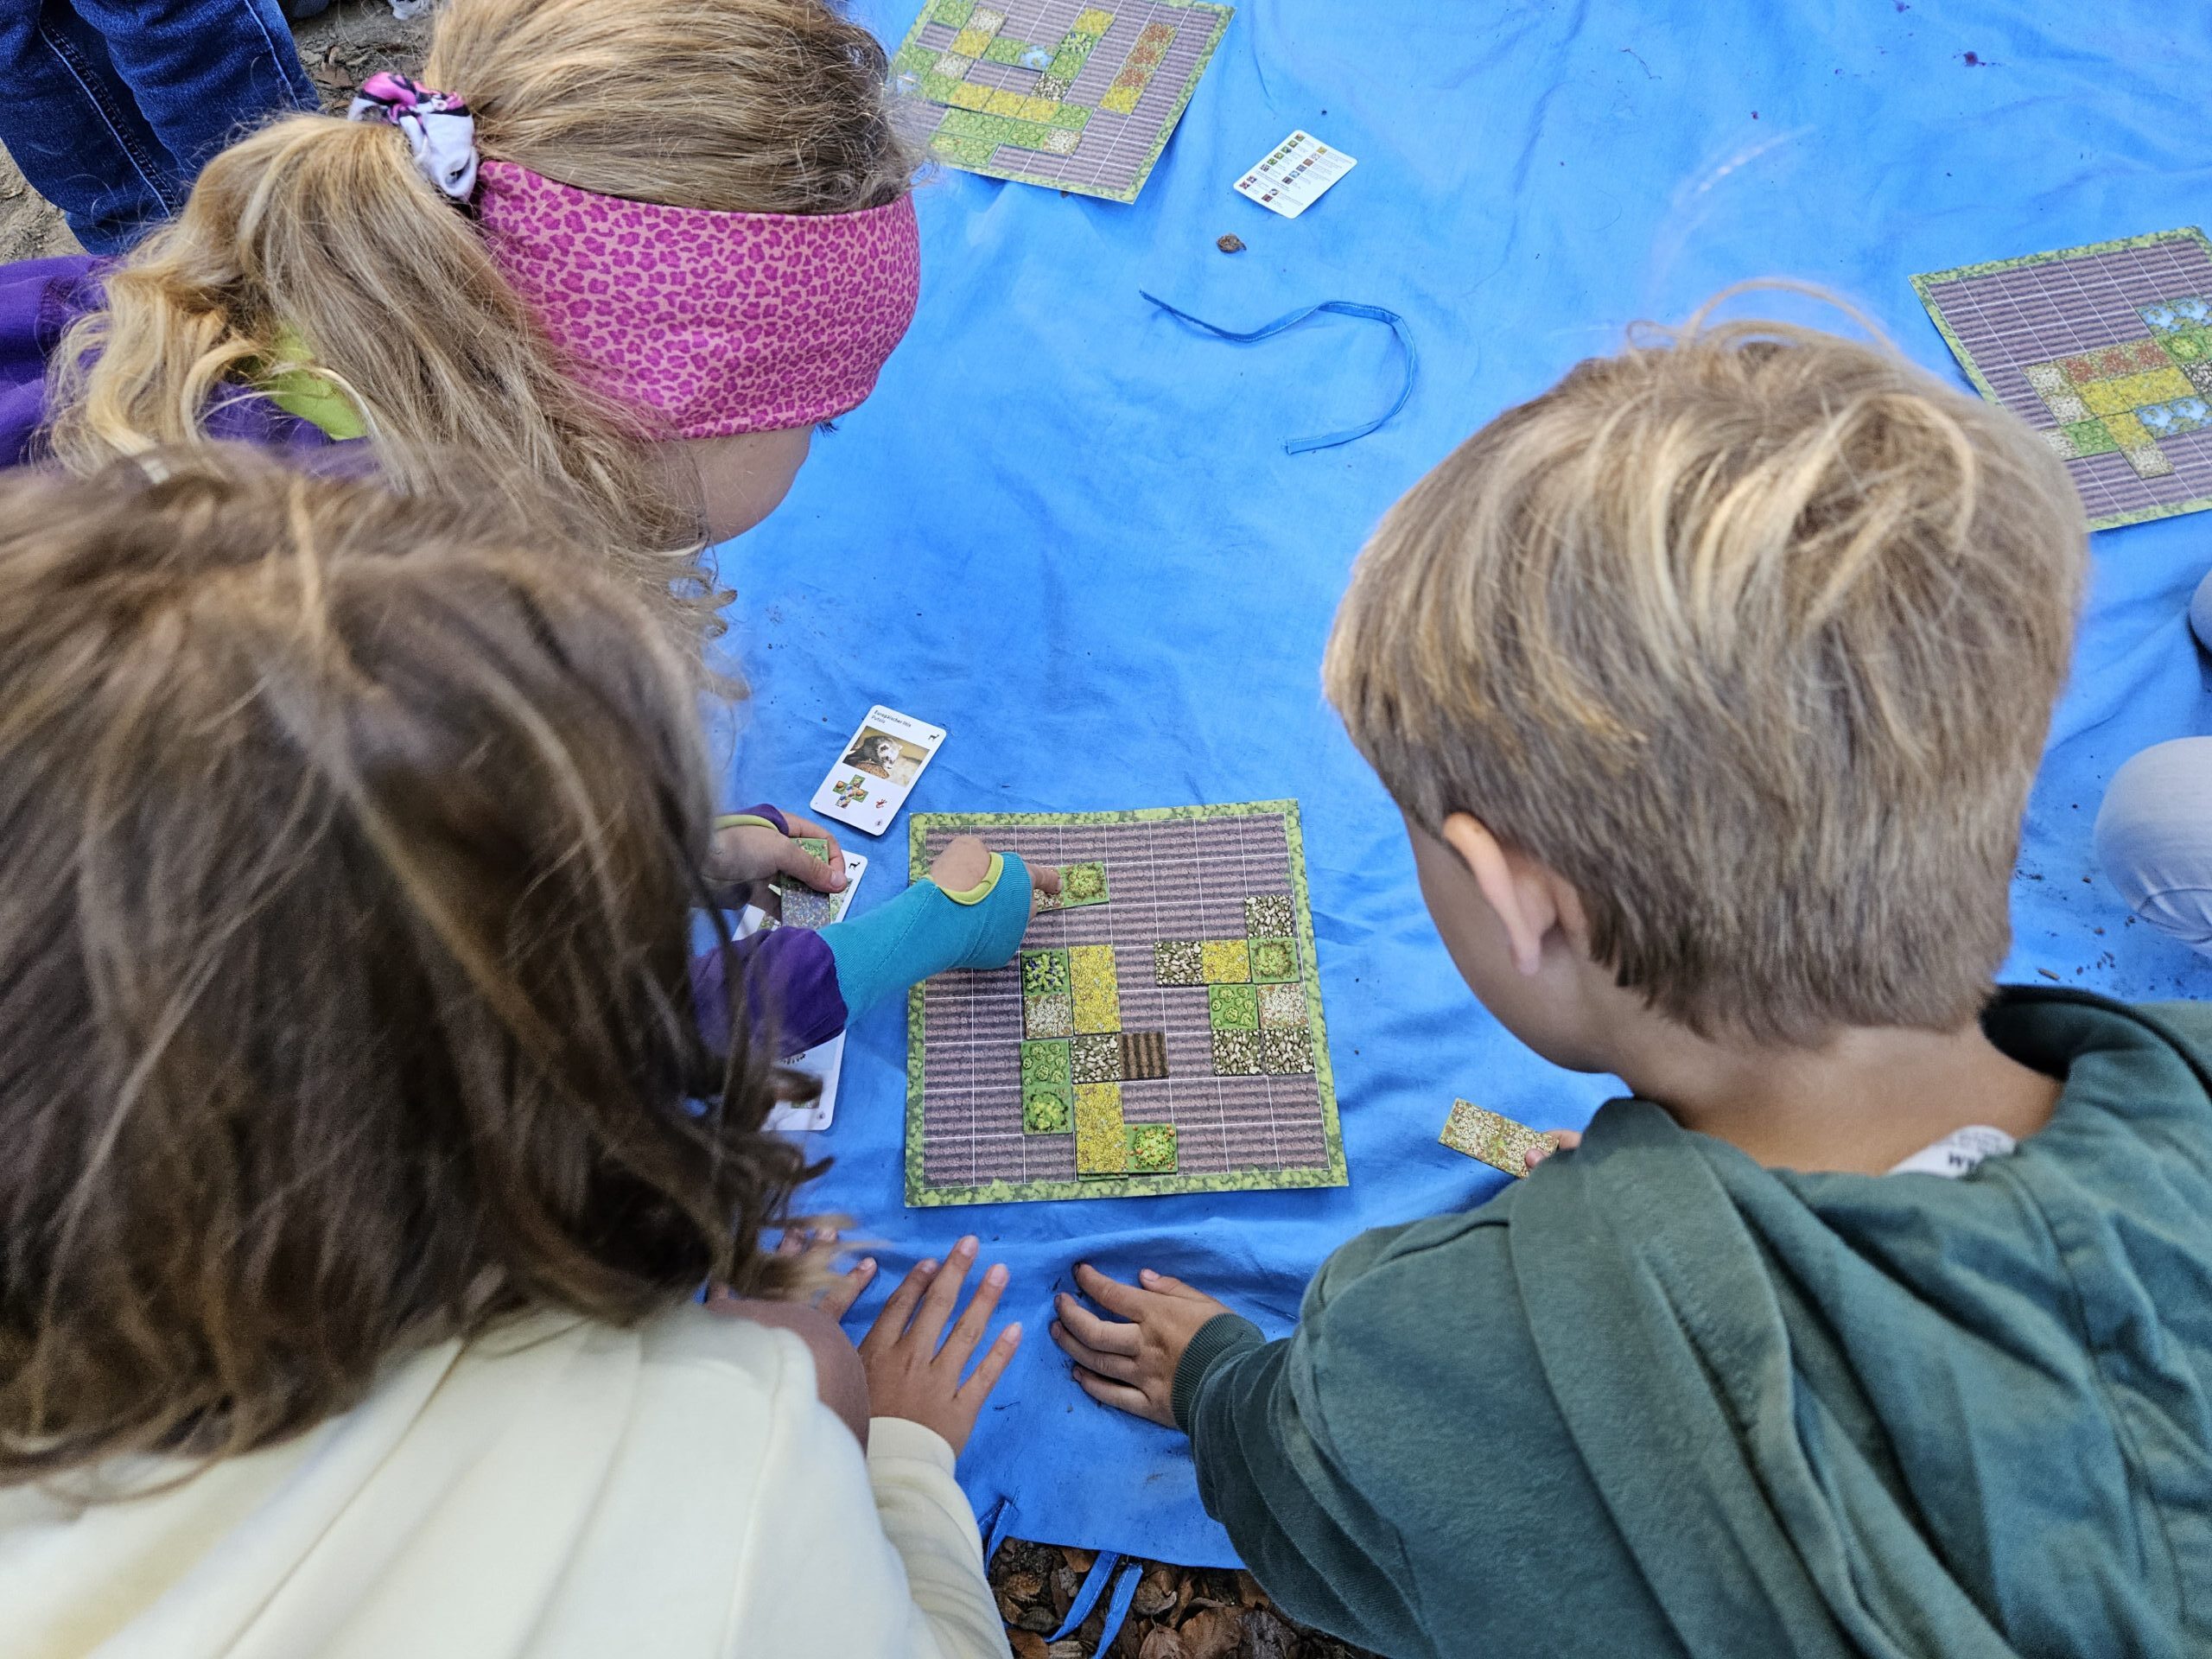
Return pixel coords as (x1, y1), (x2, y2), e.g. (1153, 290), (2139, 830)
(1075, 7), (1115, 32)
(948, 79), (993, 109)
(1199, 938), (1252, 983)
(1019, 95), (1060, 122)
(1074, 1082), (1127, 1175)
(950, 26), (993, 54)
(985, 86), (1028, 116)
(2104, 410), (2152, 448)
(1069, 944), (1122, 1033)
(2135, 367), (2196, 403)
(2080, 378), (2136, 416)
(1099, 85), (1141, 114)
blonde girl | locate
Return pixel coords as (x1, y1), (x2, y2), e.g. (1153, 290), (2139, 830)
(0, 0), (923, 644)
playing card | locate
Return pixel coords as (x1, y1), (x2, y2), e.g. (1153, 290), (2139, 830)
(1439, 1099), (1558, 1179)
(735, 855), (868, 1131)
(810, 705), (946, 836)
(766, 1031), (847, 1134)
(1233, 130), (1355, 219)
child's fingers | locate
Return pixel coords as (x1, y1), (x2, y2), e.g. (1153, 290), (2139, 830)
(1524, 1128), (1583, 1170)
(1073, 1262), (1148, 1318)
(817, 1257), (876, 1320)
(860, 1258), (938, 1355)
(956, 1322), (1023, 1405)
(778, 812), (849, 890)
(1135, 1268), (1205, 1300)
(910, 1236), (978, 1348)
(1030, 861), (1064, 896)
(1050, 1319), (1139, 1382)
(938, 1262), (1008, 1367)
(1071, 1363), (1154, 1417)
(775, 837), (840, 893)
(1053, 1291), (1140, 1354)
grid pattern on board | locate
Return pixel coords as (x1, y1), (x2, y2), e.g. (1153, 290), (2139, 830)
(1913, 230), (2212, 529)
(887, 0), (1230, 203)
(904, 804), (1344, 1205)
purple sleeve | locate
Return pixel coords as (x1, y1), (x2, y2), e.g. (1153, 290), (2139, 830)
(690, 925), (849, 1062)
(0, 254), (336, 467)
(727, 803), (791, 834)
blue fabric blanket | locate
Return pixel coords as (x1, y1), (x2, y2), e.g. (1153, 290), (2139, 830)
(721, 0), (2212, 1565)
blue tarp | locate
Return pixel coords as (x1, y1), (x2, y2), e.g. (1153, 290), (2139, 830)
(722, 0), (2212, 1566)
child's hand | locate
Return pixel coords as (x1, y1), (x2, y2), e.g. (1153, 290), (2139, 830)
(772, 1225), (879, 1317)
(1525, 1128), (1583, 1171)
(711, 810), (848, 893)
(1051, 1263), (1234, 1427)
(927, 835), (1064, 915)
(858, 1236), (1021, 1455)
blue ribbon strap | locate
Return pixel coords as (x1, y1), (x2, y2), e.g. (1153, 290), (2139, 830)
(1046, 1549), (1123, 1642)
(1139, 291), (1418, 454)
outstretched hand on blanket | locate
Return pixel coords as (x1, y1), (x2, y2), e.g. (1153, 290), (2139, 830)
(1052, 1262), (1235, 1427)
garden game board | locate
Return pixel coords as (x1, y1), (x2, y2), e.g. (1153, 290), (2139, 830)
(903, 801), (1345, 1205)
(886, 0), (1232, 203)
(1913, 228), (2212, 530)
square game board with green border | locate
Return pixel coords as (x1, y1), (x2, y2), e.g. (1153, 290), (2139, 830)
(886, 0), (1231, 204)
(902, 800), (1345, 1205)
(1913, 228), (2212, 530)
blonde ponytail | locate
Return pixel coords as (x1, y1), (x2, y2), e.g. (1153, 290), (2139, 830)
(44, 0), (918, 653)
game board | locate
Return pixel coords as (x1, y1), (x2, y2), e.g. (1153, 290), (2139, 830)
(903, 801), (1345, 1205)
(1913, 228), (2212, 530)
(887, 0), (1231, 203)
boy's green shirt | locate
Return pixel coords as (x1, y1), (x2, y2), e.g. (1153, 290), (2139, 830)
(1174, 988), (2212, 1658)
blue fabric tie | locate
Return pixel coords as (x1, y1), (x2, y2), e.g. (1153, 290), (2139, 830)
(1139, 291), (1418, 454)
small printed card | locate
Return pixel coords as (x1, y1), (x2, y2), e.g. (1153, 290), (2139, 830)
(1234, 130), (1356, 219)
(766, 1031), (847, 1134)
(1440, 1099), (1558, 1179)
(771, 843), (867, 931)
(810, 705), (946, 836)
(738, 855), (868, 1132)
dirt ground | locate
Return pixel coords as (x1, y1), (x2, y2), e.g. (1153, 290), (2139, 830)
(0, 0), (434, 261)
(0, 7), (1380, 1654)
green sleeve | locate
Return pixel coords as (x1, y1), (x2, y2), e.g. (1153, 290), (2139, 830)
(1171, 1222), (1444, 1655)
(1176, 1211), (1689, 1658)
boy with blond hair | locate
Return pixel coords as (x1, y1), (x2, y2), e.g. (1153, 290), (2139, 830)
(1052, 315), (2212, 1656)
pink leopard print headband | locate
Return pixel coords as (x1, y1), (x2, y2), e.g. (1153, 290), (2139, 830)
(474, 160), (920, 439)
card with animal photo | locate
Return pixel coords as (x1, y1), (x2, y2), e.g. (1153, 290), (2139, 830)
(810, 706), (946, 836)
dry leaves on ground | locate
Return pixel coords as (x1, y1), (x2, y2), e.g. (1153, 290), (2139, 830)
(990, 1540), (1377, 1659)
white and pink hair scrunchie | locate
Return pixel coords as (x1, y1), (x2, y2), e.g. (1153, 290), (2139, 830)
(346, 72), (479, 201)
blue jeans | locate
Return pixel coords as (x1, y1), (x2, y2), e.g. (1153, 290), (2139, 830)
(2094, 569), (2212, 957)
(0, 0), (317, 254)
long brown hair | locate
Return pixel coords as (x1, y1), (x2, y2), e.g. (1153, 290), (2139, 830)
(0, 450), (817, 1486)
(43, 0), (915, 648)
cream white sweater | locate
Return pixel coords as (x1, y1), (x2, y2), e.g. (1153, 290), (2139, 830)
(0, 1307), (1010, 1659)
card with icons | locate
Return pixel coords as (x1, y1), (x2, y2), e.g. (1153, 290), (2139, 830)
(1234, 129), (1356, 219)
(810, 705), (946, 836)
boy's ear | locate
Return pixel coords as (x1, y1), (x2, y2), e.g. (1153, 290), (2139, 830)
(1438, 812), (1560, 977)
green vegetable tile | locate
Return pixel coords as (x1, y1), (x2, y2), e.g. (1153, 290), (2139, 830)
(1208, 983), (1259, 1030)
(1126, 1123), (1179, 1173)
(2064, 418), (2120, 457)
(1021, 947), (1071, 997)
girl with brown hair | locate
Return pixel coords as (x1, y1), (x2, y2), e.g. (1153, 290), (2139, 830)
(0, 449), (1031, 1657)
